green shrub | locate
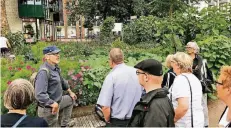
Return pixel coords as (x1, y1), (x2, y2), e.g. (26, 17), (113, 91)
(5, 32), (30, 55)
(111, 38), (127, 50)
(198, 35), (231, 74)
(100, 16), (115, 42)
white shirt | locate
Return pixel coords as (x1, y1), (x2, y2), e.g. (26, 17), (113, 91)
(219, 107), (230, 127)
(169, 73), (204, 127)
(0, 37), (8, 48)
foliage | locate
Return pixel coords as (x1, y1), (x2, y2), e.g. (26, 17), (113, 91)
(5, 32), (31, 55)
(198, 35), (231, 75)
(100, 17), (115, 42)
(67, 0), (134, 25)
(111, 38), (127, 49)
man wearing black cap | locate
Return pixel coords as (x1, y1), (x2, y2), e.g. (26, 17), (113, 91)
(35, 46), (77, 127)
(128, 59), (175, 127)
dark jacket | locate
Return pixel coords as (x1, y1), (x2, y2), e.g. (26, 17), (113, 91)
(128, 88), (175, 127)
(192, 54), (203, 80)
(161, 68), (176, 89)
(35, 62), (69, 107)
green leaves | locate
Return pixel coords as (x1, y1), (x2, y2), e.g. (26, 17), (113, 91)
(198, 36), (231, 75)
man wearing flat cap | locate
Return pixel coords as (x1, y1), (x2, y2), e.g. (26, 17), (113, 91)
(128, 59), (175, 127)
(35, 46), (77, 127)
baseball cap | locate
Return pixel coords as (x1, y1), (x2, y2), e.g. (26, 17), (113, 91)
(134, 59), (163, 76)
(43, 46), (61, 55)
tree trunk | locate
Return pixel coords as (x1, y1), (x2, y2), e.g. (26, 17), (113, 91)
(1, 0), (10, 36)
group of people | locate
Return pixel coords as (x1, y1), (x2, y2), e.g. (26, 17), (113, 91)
(1, 42), (231, 127)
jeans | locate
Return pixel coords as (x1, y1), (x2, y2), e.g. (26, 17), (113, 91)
(37, 95), (74, 127)
(202, 94), (209, 126)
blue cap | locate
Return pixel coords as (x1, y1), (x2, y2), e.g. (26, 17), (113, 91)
(43, 46), (61, 55)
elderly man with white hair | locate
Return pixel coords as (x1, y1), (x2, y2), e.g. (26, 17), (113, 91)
(185, 41), (209, 127)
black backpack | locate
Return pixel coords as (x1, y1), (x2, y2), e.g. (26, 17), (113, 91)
(201, 59), (214, 93)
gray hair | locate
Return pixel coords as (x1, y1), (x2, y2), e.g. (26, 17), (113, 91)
(4, 79), (34, 110)
(186, 41), (200, 53)
(109, 48), (124, 64)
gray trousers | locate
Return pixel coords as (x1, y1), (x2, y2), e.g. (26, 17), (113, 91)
(202, 94), (209, 126)
(37, 95), (74, 127)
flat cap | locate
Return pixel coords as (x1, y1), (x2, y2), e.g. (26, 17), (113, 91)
(43, 46), (61, 55)
(134, 59), (163, 76)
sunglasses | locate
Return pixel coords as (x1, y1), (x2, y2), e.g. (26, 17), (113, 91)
(136, 70), (146, 75)
(214, 81), (223, 86)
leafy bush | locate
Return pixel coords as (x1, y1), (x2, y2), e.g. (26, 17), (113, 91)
(5, 32), (30, 55)
(111, 38), (127, 49)
(198, 35), (231, 74)
(100, 16), (115, 42)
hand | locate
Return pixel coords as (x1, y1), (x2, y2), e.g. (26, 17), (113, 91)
(69, 91), (77, 100)
(50, 102), (59, 114)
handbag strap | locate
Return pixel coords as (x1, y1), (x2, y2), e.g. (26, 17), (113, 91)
(12, 115), (27, 128)
(167, 73), (170, 89)
(182, 75), (194, 127)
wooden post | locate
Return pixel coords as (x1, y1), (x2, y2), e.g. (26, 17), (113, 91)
(63, 0), (68, 39)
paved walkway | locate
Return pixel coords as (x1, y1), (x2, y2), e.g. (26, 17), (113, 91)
(69, 114), (105, 127)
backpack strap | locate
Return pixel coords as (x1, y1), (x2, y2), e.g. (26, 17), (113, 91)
(12, 115), (27, 128)
(182, 75), (194, 127)
(39, 68), (50, 79)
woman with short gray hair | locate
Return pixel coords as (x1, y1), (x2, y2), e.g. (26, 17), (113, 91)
(1, 79), (48, 127)
(186, 41), (209, 127)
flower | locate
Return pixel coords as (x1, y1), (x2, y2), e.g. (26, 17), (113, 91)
(75, 73), (82, 78)
(68, 69), (75, 76)
(71, 75), (78, 80)
(7, 81), (12, 85)
(84, 66), (90, 69)
(17, 67), (22, 71)
(26, 65), (31, 70)
(8, 67), (13, 71)
(31, 68), (36, 72)
(20, 62), (24, 65)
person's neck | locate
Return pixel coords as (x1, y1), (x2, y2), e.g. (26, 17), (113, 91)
(8, 109), (26, 115)
(225, 100), (231, 121)
(144, 84), (161, 93)
(189, 53), (196, 59)
(111, 62), (123, 69)
(47, 61), (56, 66)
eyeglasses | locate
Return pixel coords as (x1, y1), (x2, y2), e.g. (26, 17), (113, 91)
(47, 53), (59, 56)
(136, 70), (146, 75)
(214, 81), (223, 86)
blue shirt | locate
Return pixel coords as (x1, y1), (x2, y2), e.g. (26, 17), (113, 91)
(97, 63), (143, 119)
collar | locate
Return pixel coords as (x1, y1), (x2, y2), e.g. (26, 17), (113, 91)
(45, 62), (58, 71)
(111, 63), (125, 71)
(140, 88), (169, 105)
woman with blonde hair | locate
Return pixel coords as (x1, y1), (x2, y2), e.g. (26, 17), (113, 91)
(1, 79), (48, 127)
(169, 52), (204, 127)
(162, 54), (176, 89)
(217, 66), (231, 127)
